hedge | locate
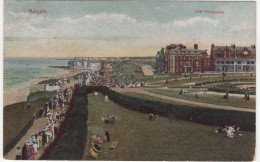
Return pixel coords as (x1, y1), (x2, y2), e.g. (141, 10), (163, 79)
(40, 85), (88, 160)
(83, 86), (255, 132)
(3, 106), (44, 156)
(195, 78), (256, 86)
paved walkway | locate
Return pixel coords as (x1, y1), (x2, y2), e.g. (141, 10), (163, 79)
(148, 73), (255, 84)
(111, 88), (255, 113)
(153, 87), (256, 98)
(4, 117), (47, 160)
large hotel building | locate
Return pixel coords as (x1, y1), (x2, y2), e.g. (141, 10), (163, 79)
(156, 43), (256, 74)
(156, 43), (210, 74)
(210, 44), (256, 72)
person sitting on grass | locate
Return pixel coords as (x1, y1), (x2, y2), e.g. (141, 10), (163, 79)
(96, 135), (103, 144)
(218, 126), (223, 134)
(227, 125), (235, 138)
(94, 142), (101, 151)
(223, 125), (228, 134)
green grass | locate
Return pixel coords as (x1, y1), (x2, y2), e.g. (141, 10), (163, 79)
(109, 62), (183, 83)
(4, 91), (55, 149)
(83, 93), (255, 161)
(151, 75), (255, 88)
(123, 92), (208, 108)
(27, 91), (56, 101)
(4, 101), (46, 148)
(145, 88), (255, 109)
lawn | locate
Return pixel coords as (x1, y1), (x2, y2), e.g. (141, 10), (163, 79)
(82, 93), (255, 161)
(3, 91), (55, 149)
(150, 75), (255, 88)
(145, 88), (255, 109)
(109, 62), (183, 83)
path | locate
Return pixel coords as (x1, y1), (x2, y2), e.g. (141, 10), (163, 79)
(148, 73), (255, 84)
(4, 117), (46, 160)
(111, 88), (255, 113)
(152, 87), (256, 98)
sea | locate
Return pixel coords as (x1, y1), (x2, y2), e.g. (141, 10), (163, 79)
(4, 57), (73, 92)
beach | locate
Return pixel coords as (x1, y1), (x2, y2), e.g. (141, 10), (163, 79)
(4, 69), (86, 107)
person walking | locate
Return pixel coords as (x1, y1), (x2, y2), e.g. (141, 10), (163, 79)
(33, 113), (37, 126)
(27, 102), (31, 110)
(16, 147), (22, 160)
(204, 88), (207, 94)
(22, 144), (27, 160)
(104, 130), (110, 142)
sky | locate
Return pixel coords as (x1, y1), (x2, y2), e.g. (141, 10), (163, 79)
(3, 1), (256, 57)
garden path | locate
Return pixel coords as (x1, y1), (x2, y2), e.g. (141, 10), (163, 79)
(111, 87), (255, 113)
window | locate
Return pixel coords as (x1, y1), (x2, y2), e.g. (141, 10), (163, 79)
(217, 51), (222, 55)
(251, 67), (254, 71)
(176, 62), (178, 66)
(176, 69), (178, 72)
(221, 61), (224, 64)
(226, 61), (230, 64)
(180, 56), (182, 60)
(180, 62), (182, 66)
(243, 51), (248, 55)
(189, 56), (191, 60)
(217, 61), (220, 64)
(231, 61), (234, 64)
(238, 61), (241, 64)
(196, 61), (199, 67)
(236, 51), (240, 54)
(247, 61), (250, 64)
(251, 61), (255, 64)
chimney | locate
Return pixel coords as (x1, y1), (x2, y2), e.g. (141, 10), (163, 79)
(231, 44), (235, 48)
(194, 44), (198, 49)
(161, 48), (165, 53)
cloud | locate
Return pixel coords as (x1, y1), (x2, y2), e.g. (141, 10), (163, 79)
(171, 17), (219, 27)
(231, 22), (255, 31)
(4, 11), (219, 42)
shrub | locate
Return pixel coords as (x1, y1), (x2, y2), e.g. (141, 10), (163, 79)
(83, 86), (255, 132)
(40, 86), (88, 160)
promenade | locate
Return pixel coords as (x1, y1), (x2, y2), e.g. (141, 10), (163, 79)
(111, 87), (255, 113)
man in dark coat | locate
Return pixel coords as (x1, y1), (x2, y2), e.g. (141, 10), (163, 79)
(22, 144), (27, 160)
(104, 130), (110, 142)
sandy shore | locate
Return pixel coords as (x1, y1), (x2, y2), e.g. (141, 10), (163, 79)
(3, 69), (87, 107)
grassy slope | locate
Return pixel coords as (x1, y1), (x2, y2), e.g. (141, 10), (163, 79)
(83, 93), (255, 161)
(151, 75), (255, 87)
(145, 89), (255, 109)
(3, 91), (55, 148)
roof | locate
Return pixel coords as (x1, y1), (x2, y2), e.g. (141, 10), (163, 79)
(213, 46), (255, 52)
(166, 48), (207, 55)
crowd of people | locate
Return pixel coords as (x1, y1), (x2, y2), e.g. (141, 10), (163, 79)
(75, 72), (106, 86)
(15, 86), (74, 160)
(217, 125), (240, 138)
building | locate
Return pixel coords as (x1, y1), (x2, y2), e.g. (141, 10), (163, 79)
(155, 48), (164, 74)
(68, 59), (101, 72)
(210, 44), (256, 72)
(163, 43), (210, 74)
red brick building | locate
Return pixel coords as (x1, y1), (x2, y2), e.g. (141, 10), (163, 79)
(161, 44), (210, 74)
(210, 44), (256, 72)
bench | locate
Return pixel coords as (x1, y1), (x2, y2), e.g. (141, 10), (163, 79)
(89, 148), (98, 159)
(110, 141), (118, 150)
